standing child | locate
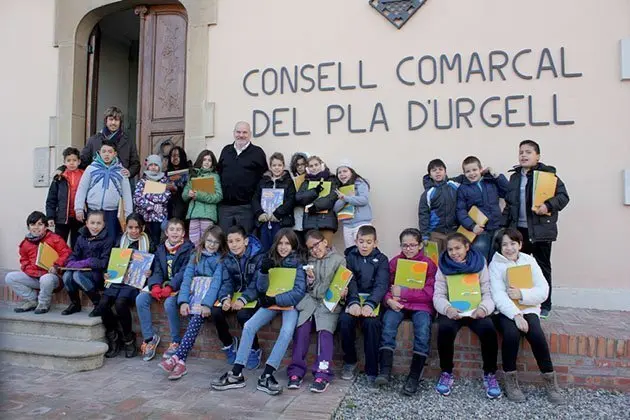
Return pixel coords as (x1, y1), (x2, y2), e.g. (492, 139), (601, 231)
(502, 140), (569, 318)
(489, 228), (563, 403)
(289, 152), (308, 245)
(74, 140), (133, 244)
(183, 150), (223, 246)
(456, 156), (509, 261)
(377, 228), (436, 395)
(339, 225), (389, 385)
(46, 147), (84, 248)
(6, 211), (71, 314)
(295, 156), (339, 245)
(252, 152), (296, 253)
(165, 146), (192, 222)
(433, 233), (501, 399)
(287, 230), (346, 393)
(418, 159), (461, 250)
(98, 213), (151, 359)
(333, 160), (373, 249)
(136, 218), (194, 361)
(159, 225), (227, 380)
(133, 155), (171, 247)
(61, 211), (114, 317)
(212, 225), (264, 369)
(212, 228), (306, 395)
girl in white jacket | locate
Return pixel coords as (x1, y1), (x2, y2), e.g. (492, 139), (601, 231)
(489, 228), (563, 404)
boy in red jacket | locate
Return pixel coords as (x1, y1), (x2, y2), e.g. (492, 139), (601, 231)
(6, 211), (71, 314)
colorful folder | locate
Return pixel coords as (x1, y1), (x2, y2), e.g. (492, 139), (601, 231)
(261, 188), (284, 214)
(122, 251), (154, 289)
(105, 248), (133, 284)
(143, 180), (166, 194)
(506, 265), (535, 310)
(446, 273), (481, 317)
(456, 206), (488, 243)
(394, 259), (428, 289)
(213, 292), (257, 309)
(358, 293), (380, 316)
(189, 276), (213, 315)
(192, 177), (215, 194)
(532, 171), (557, 214)
(337, 185), (356, 221)
(36, 242), (59, 271)
(323, 266), (353, 311)
(424, 241), (439, 265)
(267, 268), (297, 310)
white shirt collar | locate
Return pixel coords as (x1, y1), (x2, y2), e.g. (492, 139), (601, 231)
(234, 141), (251, 155)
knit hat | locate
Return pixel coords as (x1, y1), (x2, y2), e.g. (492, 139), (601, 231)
(337, 158), (353, 170)
(145, 154), (163, 171)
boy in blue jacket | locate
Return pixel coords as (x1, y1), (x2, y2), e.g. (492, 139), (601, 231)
(136, 218), (194, 361)
(339, 225), (389, 384)
(456, 156), (509, 261)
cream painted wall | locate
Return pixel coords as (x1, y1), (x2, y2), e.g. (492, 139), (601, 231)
(205, 0), (630, 295)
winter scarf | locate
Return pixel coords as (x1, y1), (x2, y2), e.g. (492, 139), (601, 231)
(119, 232), (150, 252)
(143, 154), (165, 182)
(101, 126), (123, 143)
(438, 247), (485, 275)
(89, 154), (124, 197)
(305, 167), (331, 181)
(165, 239), (184, 254)
(25, 231), (46, 242)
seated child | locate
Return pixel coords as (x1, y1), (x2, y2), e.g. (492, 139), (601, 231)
(133, 154), (171, 246)
(433, 232), (501, 399)
(136, 218), (194, 361)
(377, 228), (436, 395)
(489, 228), (563, 404)
(45, 147), (84, 248)
(418, 158), (461, 250)
(74, 139), (133, 243)
(6, 211), (71, 314)
(159, 225), (226, 380)
(212, 228), (306, 395)
(333, 159), (373, 249)
(62, 211), (114, 317)
(339, 225), (389, 385)
(456, 156), (509, 261)
(99, 213), (152, 359)
(287, 229), (346, 393)
(211, 225), (264, 369)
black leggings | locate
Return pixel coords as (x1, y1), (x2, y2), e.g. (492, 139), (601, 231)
(495, 313), (554, 373)
(98, 295), (133, 337)
(210, 306), (259, 350)
(437, 314), (498, 374)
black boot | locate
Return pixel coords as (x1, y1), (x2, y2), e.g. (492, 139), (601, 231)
(104, 330), (121, 358)
(375, 349), (394, 386)
(61, 291), (81, 315)
(402, 354), (426, 396)
(86, 290), (101, 317)
(123, 332), (138, 358)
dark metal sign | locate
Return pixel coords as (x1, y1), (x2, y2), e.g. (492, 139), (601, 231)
(369, 0), (427, 29)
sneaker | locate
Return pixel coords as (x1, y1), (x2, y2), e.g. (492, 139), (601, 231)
(33, 303), (50, 315)
(140, 334), (160, 362)
(211, 371), (246, 391)
(222, 337), (238, 365)
(162, 342), (179, 359)
(158, 357), (177, 373)
(14, 300), (37, 313)
(246, 348), (262, 370)
(341, 363), (358, 381)
(168, 361), (188, 380)
(257, 373), (282, 395)
(483, 373), (502, 399)
(287, 375), (303, 389)
(310, 377), (329, 393)
(540, 309), (550, 319)
(435, 372), (454, 396)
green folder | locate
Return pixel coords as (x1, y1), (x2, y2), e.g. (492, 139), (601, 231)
(307, 181), (332, 198)
(268, 268), (297, 310)
(213, 292), (256, 309)
(424, 241), (439, 266)
(358, 292), (380, 316)
(106, 248), (133, 284)
(446, 273), (481, 315)
(323, 266), (353, 311)
(394, 259), (427, 289)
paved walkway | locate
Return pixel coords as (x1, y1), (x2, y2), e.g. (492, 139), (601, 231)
(0, 357), (351, 419)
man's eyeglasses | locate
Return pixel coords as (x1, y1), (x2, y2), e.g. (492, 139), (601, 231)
(400, 243), (420, 249)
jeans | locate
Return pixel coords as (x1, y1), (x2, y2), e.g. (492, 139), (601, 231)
(189, 219), (213, 247)
(339, 312), (381, 377)
(54, 217), (83, 249)
(5, 271), (59, 306)
(218, 204), (255, 235)
(260, 221), (282, 253)
(437, 314), (498, 374)
(471, 229), (496, 262)
(98, 295), (133, 336)
(288, 318), (334, 381)
(495, 313), (554, 373)
(210, 306), (259, 349)
(63, 271), (97, 293)
(381, 309), (432, 356)
(100, 209), (122, 244)
(176, 314), (205, 361)
(135, 292), (181, 343)
(235, 308), (298, 369)
(518, 228), (553, 311)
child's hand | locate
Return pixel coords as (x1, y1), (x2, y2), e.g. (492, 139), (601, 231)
(507, 287), (522, 300)
(533, 204), (549, 215)
(180, 303), (190, 316)
(76, 211), (85, 223)
(335, 189), (345, 200)
(361, 305), (375, 317)
(347, 304), (361, 317)
(104, 273), (111, 280)
(167, 183), (177, 192)
(144, 270), (152, 277)
(231, 300), (244, 311)
(471, 307), (487, 319)
(121, 168), (130, 177)
(150, 286), (163, 300)
(48, 220), (55, 229)
(269, 214), (279, 223)
(258, 213), (270, 223)
(387, 298), (404, 312)
(48, 267), (58, 275)
(446, 306), (461, 320)
(160, 285), (173, 298)
(391, 285), (402, 298)
(222, 298), (231, 311)
(340, 286), (348, 299)
(188, 190), (196, 199)
(201, 305), (211, 318)
(472, 225), (484, 235)
(514, 314), (529, 333)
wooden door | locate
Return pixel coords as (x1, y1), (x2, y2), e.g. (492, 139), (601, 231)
(136, 4), (187, 168)
(85, 24), (101, 140)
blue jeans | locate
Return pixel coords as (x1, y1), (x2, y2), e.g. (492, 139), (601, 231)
(260, 221), (282, 253)
(101, 209), (122, 244)
(63, 271), (97, 293)
(380, 309), (432, 356)
(471, 229), (496, 262)
(235, 308), (298, 369)
(135, 291), (181, 343)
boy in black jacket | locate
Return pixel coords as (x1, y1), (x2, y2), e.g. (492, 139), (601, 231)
(339, 225), (389, 384)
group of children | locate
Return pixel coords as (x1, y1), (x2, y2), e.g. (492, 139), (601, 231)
(6, 106), (570, 403)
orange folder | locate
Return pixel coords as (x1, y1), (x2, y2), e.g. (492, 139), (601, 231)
(192, 177), (215, 194)
(506, 265), (535, 310)
(456, 206), (488, 243)
(532, 171), (557, 214)
(36, 242), (59, 271)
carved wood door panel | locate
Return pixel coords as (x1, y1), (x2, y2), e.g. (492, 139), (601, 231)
(136, 4), (187, 168)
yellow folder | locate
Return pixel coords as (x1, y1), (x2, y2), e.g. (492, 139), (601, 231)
(294, 174), (306, 190)
(143, 180), (166, 194)
(532, 171), (556, 213)
(506, 265), (535, 310)
(36, 242), (59, 271)
(456, 206), (488, 243)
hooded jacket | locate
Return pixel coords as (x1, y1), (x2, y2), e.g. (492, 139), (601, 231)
(182, 168), (223, 222)
(218, 235), (264, 303)
(147, 240), (195, 291)
(502, 163), (570, 242)
(178, 251), (224, 308)
(81, 130), (141, 178)
(344, 246), (390, 310)
(456, 173), (509, 232)
(19, 231), (72, 278)
(74, 155), (133, 216)
(418, 174), (461, 239)
(384, 251), (436, 315)
(333, 177), (372, 228)
(489, 252), (549, 319)
(251, 170), (296, 227)
(295, 170), (340, 232)
(133, 176), (171, 223)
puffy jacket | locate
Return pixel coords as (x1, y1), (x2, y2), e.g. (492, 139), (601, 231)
(333, 178), (372, 228)
(418, 174), (461, 239)
(345, 246), (390, 310)
(46, 169), (84, 224)
(178, 251), (223, 308)
(240, 251), (306, 307)
(66, 226), (114, 272)
(502, 163), (570, 242)
(295, 172), (340, 232)
(147, 240), (195, 291)
(251, 170), (296, 227)
(183, 169), (223, 222)
(218, 235), (264, 302)
(456, 173), (509, 231)
(384, 251), (436, 315)
(433, 264), (494, 317)
(489, 252), (548, 320)
(19, 231), (72, 278)
(133, 176), (171, 223)
(81, 131), (141, 178)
